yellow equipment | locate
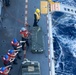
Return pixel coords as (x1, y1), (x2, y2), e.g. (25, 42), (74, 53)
(36, 9), (40, 13)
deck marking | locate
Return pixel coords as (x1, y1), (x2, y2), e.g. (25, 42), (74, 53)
(25, 11), (27, 14)
(47, 12), (56, 75)
(25, 0), (28, 25)
(46, 15), (51, 75)
(25, 5), (28, 9)
(25, 17), (27, 21)
(26, 0), (28, 3)
(24, 0), (28, 59)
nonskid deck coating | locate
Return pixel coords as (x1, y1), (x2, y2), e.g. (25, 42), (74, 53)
(0, 0), (49, 75)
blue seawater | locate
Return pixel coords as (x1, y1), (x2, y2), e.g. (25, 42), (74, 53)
(52, 0), (76, 75)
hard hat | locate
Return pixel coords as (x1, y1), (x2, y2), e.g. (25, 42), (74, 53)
(36, 9), (40, 13)
(4, 55), (9, 59)
(1, 67), (6, 72)
(21, 27), (27, 31)
(13, 38), (18, 43)
(9, 50), (14, 54)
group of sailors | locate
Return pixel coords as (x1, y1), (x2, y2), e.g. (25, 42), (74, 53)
(0, 8), (41, 75)
(0, 27), (30, 75)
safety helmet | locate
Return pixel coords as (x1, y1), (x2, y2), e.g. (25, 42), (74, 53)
(21, 27), (27, 31)
(1, 67), (6, 72)
(9, 50), (14, 54)
(36, 9), (40, 13)
(4, 55), (8, 59)
(13, 38), (18, 43)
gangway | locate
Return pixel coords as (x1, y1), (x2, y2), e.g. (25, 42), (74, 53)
(41, 0), (76, 75)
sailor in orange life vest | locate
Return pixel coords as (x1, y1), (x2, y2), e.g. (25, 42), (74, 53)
(33, 8), (40, 27)
(2, 55), (12, 66)
(7, 49), (19, 64)
(0, 65), (11, 75)
(11, 38), (22, 50)
(20, 27), (30, 50)
(11, 38), (22, 59)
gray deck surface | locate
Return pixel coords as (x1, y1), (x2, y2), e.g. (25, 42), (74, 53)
(0, 0), (49, 75)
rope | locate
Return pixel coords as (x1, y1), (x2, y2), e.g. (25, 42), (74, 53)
(3, 5), (28, 26)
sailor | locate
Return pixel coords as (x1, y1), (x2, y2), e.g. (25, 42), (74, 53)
(4, 0), (10, 6)
(7, 49), (18, 64)
(2, 55), (12, 66)
(11, 39), (22, 59)
(11, 38), (22, 50)
(20, 27), (29, 50)
(0, 65), (11, 75)
(33, 8), (40, 27)
(20, 27), (30, 59)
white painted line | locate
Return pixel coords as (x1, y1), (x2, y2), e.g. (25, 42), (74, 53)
(50, 71), (51, 75)
(25, 11), (28, 15)
(25, 17), (27, 21)
(25, 5), (28, 9)
(48, 13), (55, 75)
(25, 0), (28, 24)
(48, 50), (50, 54)
(49, 55), (50, 60)
(48, 59), (50, 64)
(25, 21), (27, 24)
(49, 62), (51, 67)
(47, 14), (54, 75)
(25, 0), (28, 3)
(46, 15), (48, 18)
(47, 33), (49, 38)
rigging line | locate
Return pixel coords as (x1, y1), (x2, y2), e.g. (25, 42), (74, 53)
(4, 5), (47, 36)
(4, 6), (45, 49)
(4, 5), (48, 36)
(3, 5), (26, 26)
(3, 4), (48, 50)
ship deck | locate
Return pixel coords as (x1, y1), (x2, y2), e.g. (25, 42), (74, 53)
(0, 0), (49, 75)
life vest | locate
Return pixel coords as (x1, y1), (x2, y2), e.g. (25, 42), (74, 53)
(11, 41), (19, 47)
(34, 12), (40, 21)
(2, 57), (10, 65)
(8, 52), (16, 58)
(20, 30), (29, 38)
(0, 68), (9, 75)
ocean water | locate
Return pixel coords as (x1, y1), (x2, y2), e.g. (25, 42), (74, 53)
(52, 0), (76, 75)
